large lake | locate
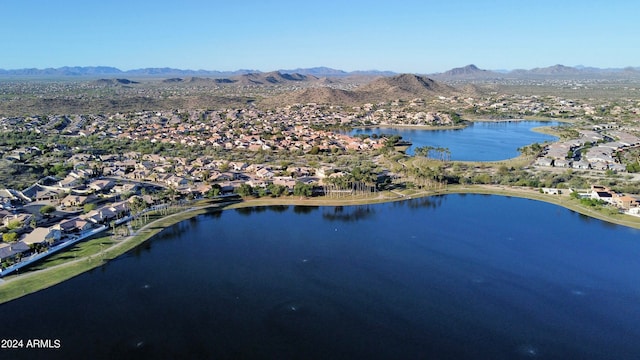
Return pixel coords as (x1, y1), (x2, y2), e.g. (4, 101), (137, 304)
(1, 194), (639, 359)
(349, 121), (559, 160)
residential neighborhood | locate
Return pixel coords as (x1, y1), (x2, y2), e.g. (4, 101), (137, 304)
(2, 82), (640, 275)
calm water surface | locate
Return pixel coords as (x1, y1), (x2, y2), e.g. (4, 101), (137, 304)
(1, 194), (639, 360)
(350, 121), (559, 160)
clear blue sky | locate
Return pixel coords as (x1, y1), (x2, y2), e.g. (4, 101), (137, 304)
(2, 0), (638, 73)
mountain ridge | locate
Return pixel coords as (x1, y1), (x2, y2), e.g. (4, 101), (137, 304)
(1, 64), (639, 80)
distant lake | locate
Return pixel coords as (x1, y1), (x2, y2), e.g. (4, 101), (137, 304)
(349, 121), (559, 160)
(1, 194), (639, 359)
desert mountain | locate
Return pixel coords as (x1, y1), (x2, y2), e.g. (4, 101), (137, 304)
(160, 77), (238, 84)
(433, 64), (500, 79)
(232, 71), (319, 85)
(526, 64), (584, 76)
(279, 67), (349, 77)
(356, 74), (457, 100)
(93, 78), (139, 85)
(262, 73), (459, 106)
(262, 87), (361, 107)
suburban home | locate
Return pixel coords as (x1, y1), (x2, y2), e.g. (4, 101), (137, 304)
(21, 227), (62, 246)
(3, 213), (33, 230)
(572, 160), (591, 170)
(55, 217), (93, 234)
(553, 159), (571, 168)
(61, 194), (91, 208)
(541, 188), (562, 195)
(83, 207), (117, 224)
(608, 163), (627, 173)
(165, 175), (189, 188)
(591, 185), (614, 203)
(272, 177), (297, 189)
(256, 167), (275, 179)
(58, 175), (82, 188)
(111, 182), (140, 194)
(21, 184), (63, 202)
(229, 162), (248, 171)
(88, 179), (115, 193)
(534, 157), (554, 167)
(612, 194), (639, 210)
(0, 241), (30, 264)
(109, 201), (130, 216)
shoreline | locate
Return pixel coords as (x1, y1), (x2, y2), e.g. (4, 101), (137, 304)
(1, 185), (639, 305)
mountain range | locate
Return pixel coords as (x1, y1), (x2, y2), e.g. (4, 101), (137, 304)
(429, 64), (640, 80)
(2, 64), (639, 79)
(261, 73), (467, 107)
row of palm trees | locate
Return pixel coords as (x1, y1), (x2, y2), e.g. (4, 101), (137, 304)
(413, 146), (451, 162)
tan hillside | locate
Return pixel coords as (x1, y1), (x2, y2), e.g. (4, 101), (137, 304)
(232, 71), (319, 85)
(259, 73), (462, 106)
(261, 87), (361, 107)
(355, 73), (457, 101)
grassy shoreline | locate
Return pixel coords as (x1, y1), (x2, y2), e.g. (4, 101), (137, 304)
(1, 185), (639, 305)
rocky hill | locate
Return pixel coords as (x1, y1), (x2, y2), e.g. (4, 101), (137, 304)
(93, 78), (139, 85)
(232, 71), (319, 85)
(262, 87), (361, 106)
(433, 64), (500, 79)
(261, 73), (460, 106)
(161, 77), (237, 84)
(355, 74), (457, 100)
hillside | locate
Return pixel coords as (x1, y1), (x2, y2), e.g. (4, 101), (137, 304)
(260, 73), (459, 106)
(93, 78), (139, 85)
(355, 74), (457, 100)
(432, 64), (500, 80)
(261, 87), (361, 107)
(160, 77), (237, 84)
(232, 71), (319, 85)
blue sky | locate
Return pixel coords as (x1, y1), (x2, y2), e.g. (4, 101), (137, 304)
(2, 0), (638, 73)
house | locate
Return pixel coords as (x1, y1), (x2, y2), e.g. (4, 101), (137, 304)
(229, 162), (248, 171)
(58, 175), (82, 189)
(88, 179), (115, 193)
(165, 175), (188, 188)
(612, 194), (639, 210)
(111, 183), (140, 194)
(534, 157), (554, 167)
(541, 188), (561, 195)
(21, 227), (61, 246)
(3, 213), (33, 230)
(83, 208), (117, 224)
(0, 241), (30, 264)
(590, 185), (614, 203)
(553, 159), (571, 168)
(256, 168), (275, 179)
(272, 177), (297, 189)
(108, 202), (130, 217)
(61, 194), (91, 208)
(572, 160), (591, 170)
(55, 217), (93, 234)
(21, 184), (63, 202)
(608, 163), (627, 173)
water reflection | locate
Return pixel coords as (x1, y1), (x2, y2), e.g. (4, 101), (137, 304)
(393, 196), (446, 210)
(293, 205), (318, 214)
(322, 205), (375, 222)
(269, 205), (289, 213)
(235, 206), (268, 216)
